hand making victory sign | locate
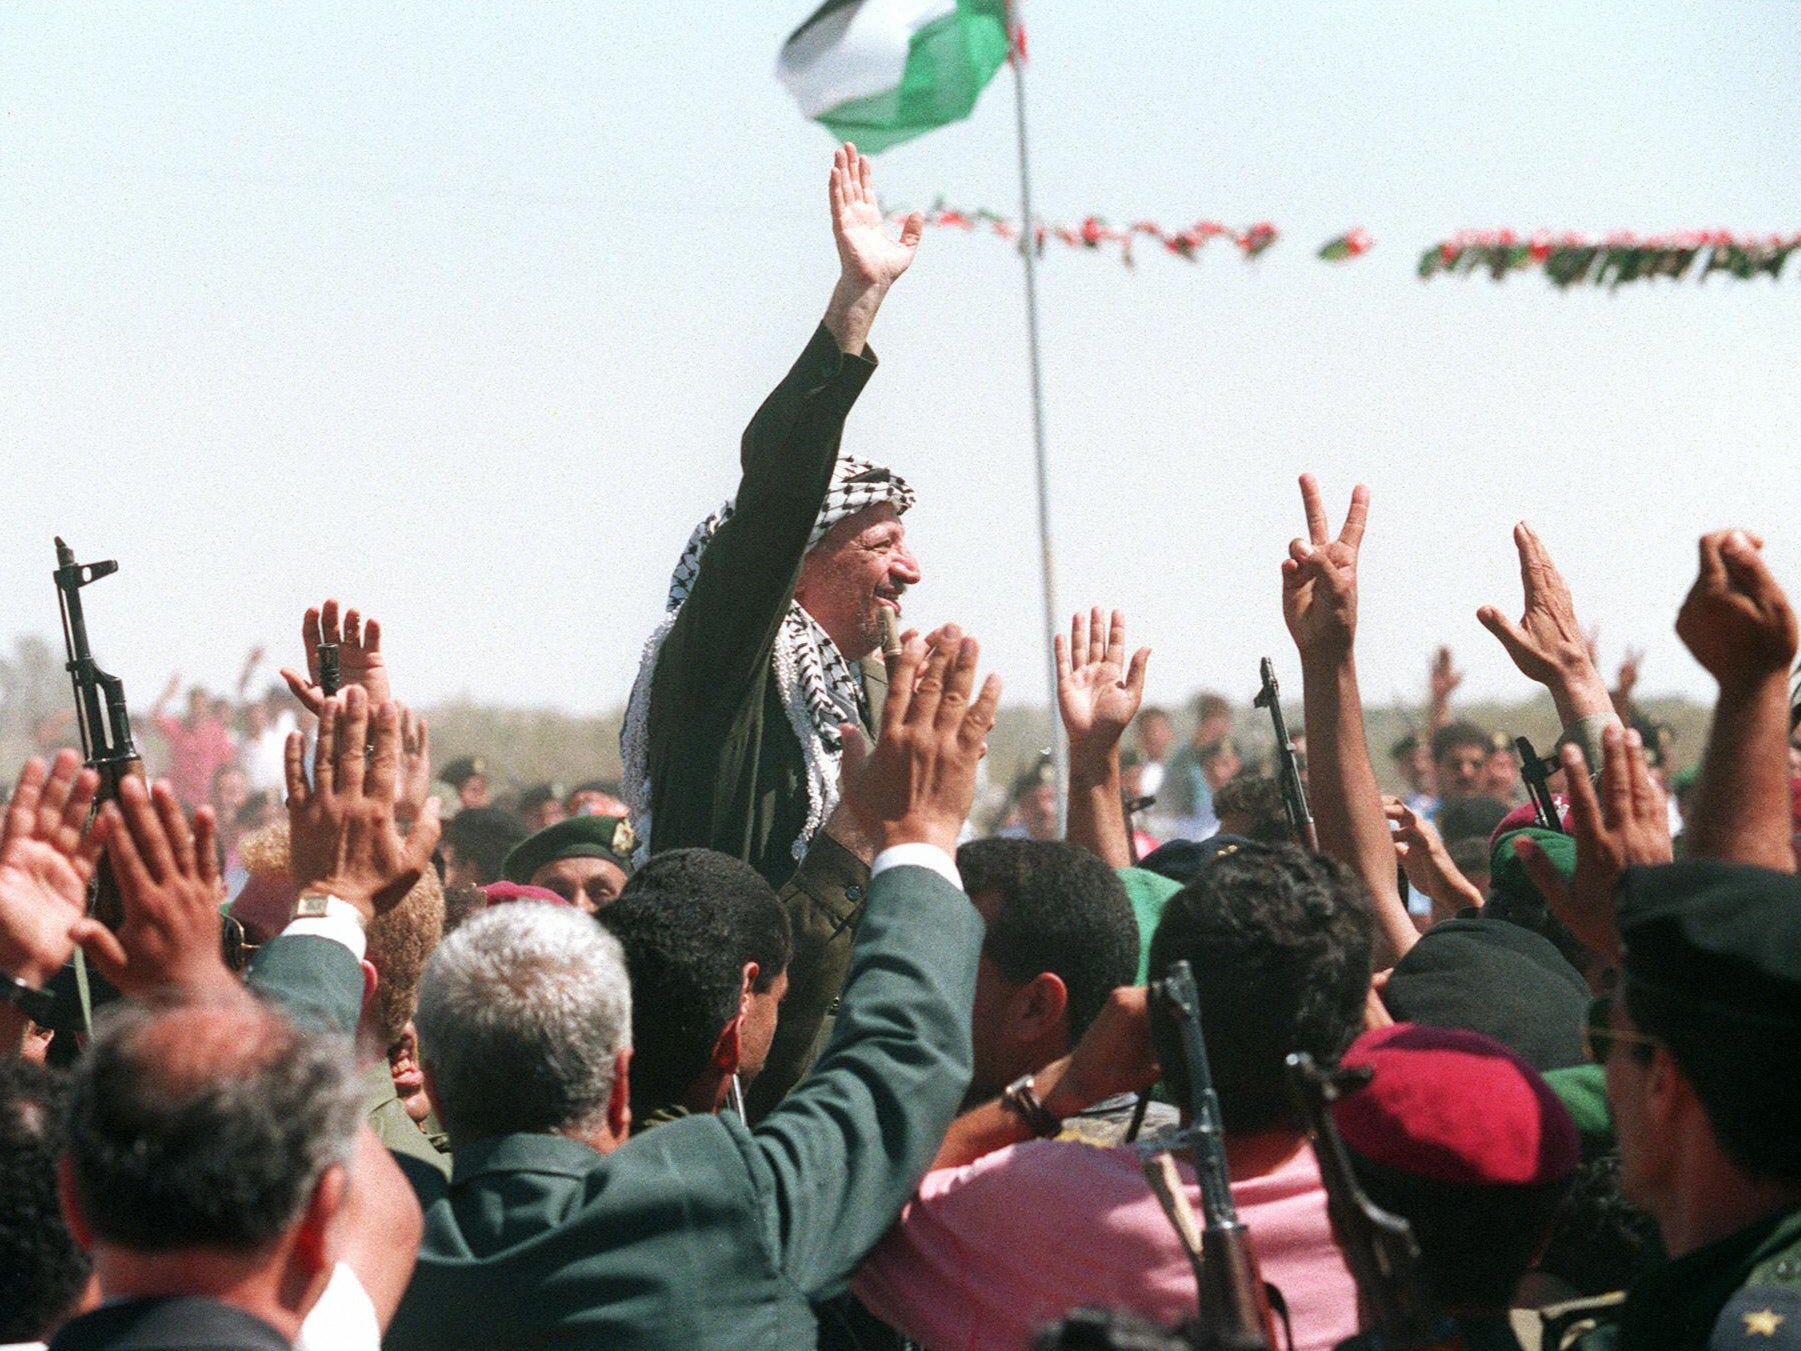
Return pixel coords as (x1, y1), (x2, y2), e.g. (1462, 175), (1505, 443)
(1282, 472), (1369, 663)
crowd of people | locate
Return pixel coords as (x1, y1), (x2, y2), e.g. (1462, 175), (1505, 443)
(2, 144), (1799, 1351)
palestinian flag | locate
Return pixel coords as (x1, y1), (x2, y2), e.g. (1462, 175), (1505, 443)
(778, 0), (1011, 154)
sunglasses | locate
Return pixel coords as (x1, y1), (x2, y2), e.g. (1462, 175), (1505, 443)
(1583, 994), (1662, 1064)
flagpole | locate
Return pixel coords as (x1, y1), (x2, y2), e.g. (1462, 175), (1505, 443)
(1005, 8), (1068, 815)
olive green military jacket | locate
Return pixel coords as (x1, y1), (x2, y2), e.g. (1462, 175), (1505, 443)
(643, 324), (878, 891)
(1567, 1208), (1801, 1351)
(248, 861), (980, 1351)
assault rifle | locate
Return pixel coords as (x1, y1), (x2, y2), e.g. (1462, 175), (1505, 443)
(1514, 735), (1564, 834)
(1254, 659), (1317, 851)
(1148, 960), (1277, 1351)
(1285, 1053), (1460, 1351)
(53, 537), (143, 929)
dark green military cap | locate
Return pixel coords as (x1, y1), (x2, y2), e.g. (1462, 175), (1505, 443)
(1617, 860), (1801, 1026)
(503, 815), (637, 885)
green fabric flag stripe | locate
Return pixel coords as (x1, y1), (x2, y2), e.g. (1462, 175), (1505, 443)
(816, 1), (1009, 154)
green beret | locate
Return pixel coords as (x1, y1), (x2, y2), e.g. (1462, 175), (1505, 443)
(1543, 1063), (1613, 1147)
(503, 815), (637, 885)
(1617, 860), (1801, 1031)
(1489, 827), (1576, 908)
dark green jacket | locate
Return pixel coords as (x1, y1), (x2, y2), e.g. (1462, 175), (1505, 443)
(1573, 1208), (1801, 1351)
(644, 325), (878, 891)
(249, 862), (979, 1351)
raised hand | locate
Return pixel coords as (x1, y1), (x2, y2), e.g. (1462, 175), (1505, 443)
(830, 141), (924, 291)
(395, 705), (432, 827)
(1675, 529), (1797, 689)
(1384, 795), (1483, 916)
(0, 752), (102, 988)
(839, 623), (1001, 855)
(286, 687), (442, 922)
(77, 777), (235, 999)
(1477, 524), (1611, 723)
(1056, 608), (1151, 762)
(280, 599), (393, 716)
(1281, 474), (1369, 663)
(1513, 725), (1672, 964)
(1614, 647), (1644, 710)
(822, 142), (924, 355)
(1427, 646), (1462, 718)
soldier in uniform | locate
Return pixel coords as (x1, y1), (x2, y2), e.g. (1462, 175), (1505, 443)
(1579, 859), (1801, 1351)
(502, 813), (637, 914)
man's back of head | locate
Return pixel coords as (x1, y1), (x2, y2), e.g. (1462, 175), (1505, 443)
(1147, 842), (1372, 1134)
(956, 837), (1139, 1098)
(0, 1060), (89, 1343)
(415, 900), (632, 1149)
(602, 848), (792, 1124)
(58, 994), (361, 1348)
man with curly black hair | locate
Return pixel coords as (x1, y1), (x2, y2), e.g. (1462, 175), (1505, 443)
(855, 842), (1368, 1351)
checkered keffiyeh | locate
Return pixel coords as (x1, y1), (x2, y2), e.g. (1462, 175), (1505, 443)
(621, 456), (915, 863)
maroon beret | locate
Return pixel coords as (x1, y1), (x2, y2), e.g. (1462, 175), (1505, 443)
(480, 881), (572, 909)
(1331, 1023), (1580, 1187)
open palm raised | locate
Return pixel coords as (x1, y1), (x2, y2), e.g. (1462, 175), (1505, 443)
(830, 142), (924, 289)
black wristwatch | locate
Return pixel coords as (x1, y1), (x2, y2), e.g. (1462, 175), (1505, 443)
(1001, 1072), (1063, 1138)
(2, 969), (59, 1025)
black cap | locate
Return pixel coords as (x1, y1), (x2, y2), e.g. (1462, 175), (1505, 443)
(1381, 916), (1590, 1072)
(1618, 860), (1801, 1030)
(440, 756), (486, 789)
(1137, 835), (1252, 886)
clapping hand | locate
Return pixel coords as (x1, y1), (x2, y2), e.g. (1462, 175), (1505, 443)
(286, 687), (442, 923)
(1675, 530), (1797, 690)
(78, 777), (236, 999)
(281, 600), (393, 715)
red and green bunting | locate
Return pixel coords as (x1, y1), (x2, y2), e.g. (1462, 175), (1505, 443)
(892, 203), (1279, 266)
(892, 207), (1799, 288)
(1418, 230), (1801, 288)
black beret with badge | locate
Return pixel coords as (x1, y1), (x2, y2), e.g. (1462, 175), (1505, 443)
(503, 815), (637, 886)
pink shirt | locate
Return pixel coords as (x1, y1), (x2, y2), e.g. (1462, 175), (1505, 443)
(153, 714), (236, 809)
(855, 1139), (1359, 1351)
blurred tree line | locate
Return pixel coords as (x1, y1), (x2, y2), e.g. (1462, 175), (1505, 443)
(0, 634), (1710, 807)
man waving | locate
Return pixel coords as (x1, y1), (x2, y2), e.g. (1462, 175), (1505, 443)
(622, 143), (926, 889)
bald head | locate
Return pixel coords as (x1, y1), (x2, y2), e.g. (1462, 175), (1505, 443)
(64, 996), (359, 1252)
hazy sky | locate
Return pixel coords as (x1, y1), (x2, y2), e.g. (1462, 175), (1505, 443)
(4, 1), (1798, 722)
